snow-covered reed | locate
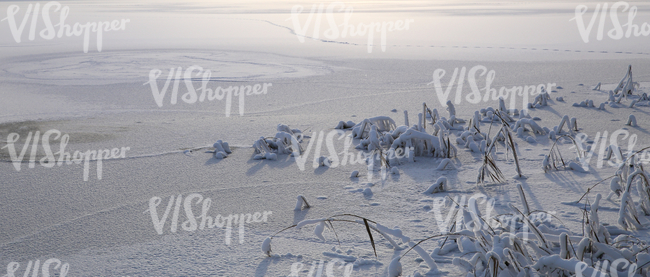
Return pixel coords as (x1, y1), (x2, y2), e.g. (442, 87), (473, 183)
(252, 124), (304, 160)
(627, 114), (637, 127)
(542, 135), (585, 173)
(294, 195), (311, 211)
(424, 177), (448, 194)
(614, 65), (637, 96)
(213, 140), (231, 159)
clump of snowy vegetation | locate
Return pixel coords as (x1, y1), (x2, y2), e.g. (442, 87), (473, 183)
(554, 115), (575, 136)
(627, 114), (638, 127)
(473, 111), (526, 183)
(352, 116), (396, 140)
(363, 100), (533, 185)
(212, 140), (232, 159)
(339, 102), (460, 171)
(252, 124), (304, 160)
(530, 89), (550, 108)
(593, 82), (601, 91)
(542, 134), (586, 173)
(257, 72), (650, 275)
(578, 148), (650, 231)
(593, 65), (648, 109)
(335, 120), (356, 129)
(261, 214), (406, 259)
(424, 177), (447, 194)
(614, 65), (638, 97)
(294, 195), (311, 211)
(264, 179), (650, 276)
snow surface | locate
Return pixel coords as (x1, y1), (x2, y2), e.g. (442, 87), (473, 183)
(2, 0), (650, 276)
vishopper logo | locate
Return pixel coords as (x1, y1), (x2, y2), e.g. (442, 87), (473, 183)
(428, 193), (555, 240)
(144, 66), (272, 117)
(571, 129), (646, 171)
(1, 1), (130, 53)
(429, 193), (497, 235)
(1, 129), (130, 181)
(288, 258), (353, 277)
(427, 65), (556, 111)
(3, 258), (69, 277)
(290, 129), (407, 181)
(287, 2), (414, 53)
(571, 1), (650, 43)
(145, 193), (272, 245)
(575, 258), (638, 277)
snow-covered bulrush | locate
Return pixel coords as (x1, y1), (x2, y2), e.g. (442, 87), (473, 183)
(212, 140), (232, 159)
(421, 103), (439, 133)
(358, 125), (382, 152)
(614, 65), (638, 97)
(480, 124), (524, 181)
(477, 136), (505, 184)
(269, 187), (650, 276)
(262, 237), (272, 257)
(593, 82), (601, 91)
(415, 179), (650, 276)
(572, 99), (595, 108)
(424, 177), (447, 194)
(387, 257), (402, 277)
(436, 158), (456, 171)
(263, 214), (406, 271)
(481, 107), (511, 124)
(543, 134), (586, 173)
(583, 194), (613, 244)
(401, 189), (573, 276)
(618, 168), (650, 230)
(427, 65), (556, 112)
(428, 193), (497, 235)
(445, 101), (465, 125)
(627, 114), (637, 127)
(641, 93), (650, 101)
(316, 156), (332, 167)
(408, 241), (438, 274)
(271, 126), (408, 181)
(498, 96), (519, 117)
(253, 124), (304, 160)
(334, 120), (356, 129)
(610, 90), (618, 102)
(555, 115), (574, 135)
(364, 148), (393, 182)
(389, 127), (457, 162)
(512, 118), (546, 136)
(253, 137), (278, 160)
(351, 116), (396, 140)
(530, 89), (550, 108)
(294, 195), (311, 211)
(568, 129), (641, 171)
(572, 169), (650, 274)
(456, 128), (488, 154)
